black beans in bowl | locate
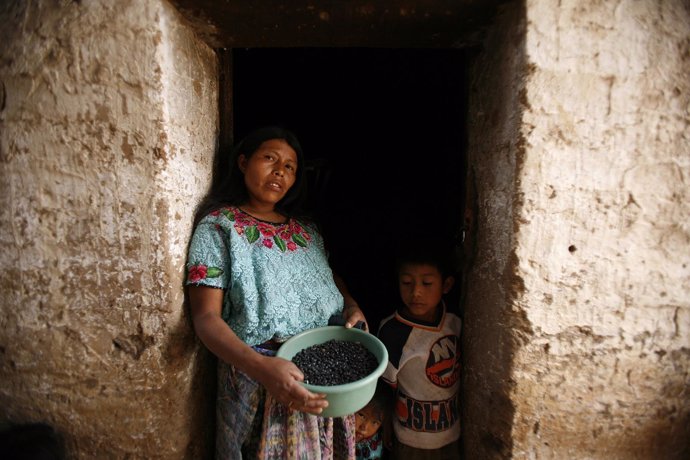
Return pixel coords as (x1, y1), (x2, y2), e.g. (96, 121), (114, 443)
(292, 339), (379, 386)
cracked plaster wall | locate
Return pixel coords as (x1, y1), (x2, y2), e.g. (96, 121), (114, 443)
(0, 0), (218, 457)
(465, 0), (689, 458)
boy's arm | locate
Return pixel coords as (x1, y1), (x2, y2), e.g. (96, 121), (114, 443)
(382, 413), (394, 451)
(377, 322), (400, 451)
(380, 380), (396, 451)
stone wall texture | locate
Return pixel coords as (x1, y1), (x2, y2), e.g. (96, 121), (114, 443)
(0, 0), (218, 457)
(462, 2), (529, 458)
(465, 0), (689, 458)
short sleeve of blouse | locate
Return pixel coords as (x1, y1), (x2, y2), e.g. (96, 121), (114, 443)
(185, 217), (230, 289)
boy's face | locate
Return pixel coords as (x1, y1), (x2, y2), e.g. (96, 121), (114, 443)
(398, 263), (453, 322)
(355, 405), (383, 442)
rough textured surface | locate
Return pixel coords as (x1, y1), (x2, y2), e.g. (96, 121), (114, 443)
(0, 0), (218, 457)
(167, 0), (506, 48)
(2, 0), (688, 458)
(513, 0), (690, 457)
(462, 2), (528, 458)
(465, 0), (690, 458)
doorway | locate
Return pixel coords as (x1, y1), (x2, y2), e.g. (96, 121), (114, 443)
(233, 48), (469, 331)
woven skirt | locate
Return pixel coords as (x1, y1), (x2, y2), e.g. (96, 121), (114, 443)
(215, 348), (356, 460)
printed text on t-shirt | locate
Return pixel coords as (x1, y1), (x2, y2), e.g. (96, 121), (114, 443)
(395, 391), (458, 432)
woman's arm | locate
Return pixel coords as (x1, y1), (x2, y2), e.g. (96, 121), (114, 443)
(188, 285), (328, 414)
(333, 273), (368, 330)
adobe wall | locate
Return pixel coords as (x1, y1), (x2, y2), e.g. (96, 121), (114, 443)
(464, 0), (689, 458)
(462, 2), (528, 457)
(0, 0), (218, 457)
(2, 0), (687, 458)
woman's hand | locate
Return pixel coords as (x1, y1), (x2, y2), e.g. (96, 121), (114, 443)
(254, 355), (328, 415)
(189, 286), (327, 414)
(333, 272), (369, 331)
(343, 304), (368, 331)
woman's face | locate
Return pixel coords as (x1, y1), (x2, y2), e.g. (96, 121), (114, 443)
(238, 139), (298, 210)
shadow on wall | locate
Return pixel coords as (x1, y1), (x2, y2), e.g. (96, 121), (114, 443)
(460, 1), (530, 458)
(0, 423), (65, 460)
(181, 244), (218, 459)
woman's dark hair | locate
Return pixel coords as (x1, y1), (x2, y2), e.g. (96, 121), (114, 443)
(194, 126), (308, 226)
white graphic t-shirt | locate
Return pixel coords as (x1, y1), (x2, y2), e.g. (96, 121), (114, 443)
(377, 303), (461, 449)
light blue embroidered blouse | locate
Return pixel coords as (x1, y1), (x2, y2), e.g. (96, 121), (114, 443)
(185, 206), (344, 346)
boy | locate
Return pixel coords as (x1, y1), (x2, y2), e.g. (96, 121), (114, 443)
(377, 243), (461, 459)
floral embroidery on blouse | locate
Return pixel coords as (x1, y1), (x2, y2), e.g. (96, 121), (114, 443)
(185, 207), (317, 284)
(187, 264), (223, 283)
(185, 205), (343, 345)
(210, 207), (312, 252)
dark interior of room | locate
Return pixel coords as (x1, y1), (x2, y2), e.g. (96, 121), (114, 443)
(233, 48), (468, 331)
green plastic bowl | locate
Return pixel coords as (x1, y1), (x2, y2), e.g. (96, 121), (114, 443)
(276, 326), (388, 418)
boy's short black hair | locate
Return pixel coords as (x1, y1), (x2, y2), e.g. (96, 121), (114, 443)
(394, 239), (457, 279)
